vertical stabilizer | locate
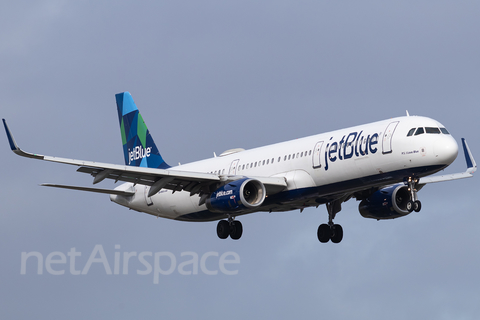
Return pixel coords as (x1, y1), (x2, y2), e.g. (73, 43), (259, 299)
(115, 92), (170, 169)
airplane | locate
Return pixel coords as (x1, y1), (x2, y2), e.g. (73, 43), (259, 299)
(3, 92), (477, 243)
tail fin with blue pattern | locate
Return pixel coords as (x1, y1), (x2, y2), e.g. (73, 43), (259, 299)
(115, 92), (170, 169)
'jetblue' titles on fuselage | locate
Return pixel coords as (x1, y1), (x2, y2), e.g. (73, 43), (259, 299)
(324, 131), (379, 171)
(128, 146), (152, 165)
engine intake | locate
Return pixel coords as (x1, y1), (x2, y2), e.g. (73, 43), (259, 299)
(359, 184), (412, 220)
(206, 178), (266, 213)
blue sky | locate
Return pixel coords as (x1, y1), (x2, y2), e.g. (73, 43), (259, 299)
(1, 1), (480, 319)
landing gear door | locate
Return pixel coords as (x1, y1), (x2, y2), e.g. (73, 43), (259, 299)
(145, 185), (153, 206)
(229, 159), (240, 175)
(382, 121), (399, 154)
(312, 141), (324, 169)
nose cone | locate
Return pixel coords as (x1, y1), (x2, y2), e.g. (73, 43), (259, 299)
(434, 135), (458, 165)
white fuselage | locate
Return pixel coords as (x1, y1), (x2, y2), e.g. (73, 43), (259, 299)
(110, 115), (458, 221)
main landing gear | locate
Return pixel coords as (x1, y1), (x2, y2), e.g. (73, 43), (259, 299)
(217, 216), (243, 240)
(317, 200), (344, 244)
(405, 177), (422, 213)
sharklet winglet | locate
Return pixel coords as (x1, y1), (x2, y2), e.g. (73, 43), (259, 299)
(2, 119), (44, 160)
(462, 138), (477, 174)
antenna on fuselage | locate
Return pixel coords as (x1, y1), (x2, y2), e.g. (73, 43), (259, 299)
(406, 110), (410, 116)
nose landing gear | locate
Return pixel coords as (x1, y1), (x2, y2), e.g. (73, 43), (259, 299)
(405, 177), (422, 213)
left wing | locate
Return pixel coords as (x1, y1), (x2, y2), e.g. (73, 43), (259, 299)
(3, 119), (287, 197)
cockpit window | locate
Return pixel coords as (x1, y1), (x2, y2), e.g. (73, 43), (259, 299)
(414, 127), (424, 135)
(425, 127), (441, 134)
(407, 126), (450, 137)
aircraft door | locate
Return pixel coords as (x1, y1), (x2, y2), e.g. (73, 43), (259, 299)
(312, 141), (324, 169)
(382, 121), (399, 154)
(228, 159), (240, 175)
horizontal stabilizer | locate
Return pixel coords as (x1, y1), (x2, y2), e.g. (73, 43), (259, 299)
(41, 184), (135, 196)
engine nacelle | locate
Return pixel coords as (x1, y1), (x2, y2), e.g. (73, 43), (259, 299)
(359, 183), (412, 220)
(206, 178), (266, 213)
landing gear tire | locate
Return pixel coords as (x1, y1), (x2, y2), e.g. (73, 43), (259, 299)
(413, 200), (422, 212)
(406, 200), (415, 213)
(217, 220), (230, 239)
(230, 220), (243, 240)
(317, 224), (331, 243)
(331, 224), (343, 244)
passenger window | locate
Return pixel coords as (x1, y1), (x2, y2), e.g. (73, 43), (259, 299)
(263, 160), (265, 165)
(309, 150), (312, 156)
(407, 128), (416, 136)
(425, 127), (441, 134)
(440, 128), (450, 134)
(278, 157), (281, 162)
(296, 153), (299, 158)
(272, 158), (274, 163)
(415, 127), (424, 135)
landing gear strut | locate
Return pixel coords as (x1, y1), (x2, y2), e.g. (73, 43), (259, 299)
(317, 200), (344, 243)
(405, 177), (422, 213)
(217, 215), (243, 240)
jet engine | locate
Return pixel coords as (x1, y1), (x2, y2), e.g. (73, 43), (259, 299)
(359, 183), (413, 220)
(206, 178), (266, 213)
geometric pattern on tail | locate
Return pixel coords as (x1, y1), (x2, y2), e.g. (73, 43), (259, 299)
(115, 92), (170, 169)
